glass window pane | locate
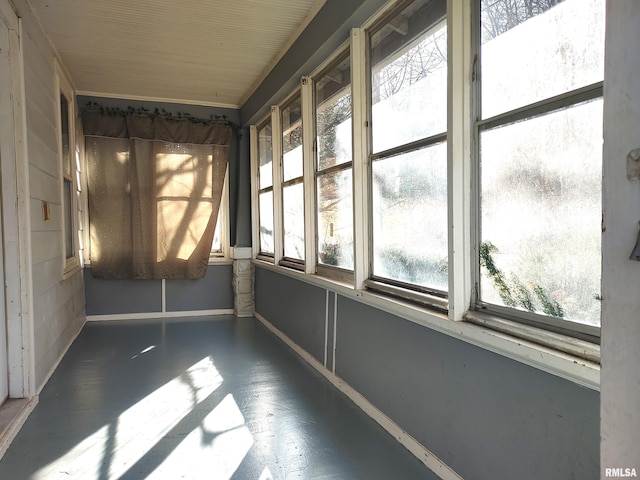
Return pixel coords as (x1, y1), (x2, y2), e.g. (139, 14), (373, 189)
(258, 122), (273, 189)
(316, 55), (352, 171)
(370, 0), (447, 153)
(64, 178), (74, 259)
(318, 169), (353, 269)
(480, 99), (602, 326)
(480, 0), (604, 119)
(282, 96), (303, 182)
(60, 93), (72, 177)
(372, 143), (448, 291)
(259, 191), (274, 254)
(211, 207), (222, 253)
(283, 183), (305, 260)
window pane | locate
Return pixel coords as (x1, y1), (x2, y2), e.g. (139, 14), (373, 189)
(480, 0), (604, 119)
(283, 183), (305, 260)
(370, 0), (447, 153)
(211, 206), (222, 253)
(60, 93), (72, 177)
(282, 96), (303, 182)
(316, 55), (352, 171)
(258, 122), (273, 189)
(480, 99), (602, 326)
(259, 191), (274, 254)
(64, 178), (74, 259)
(318, 169), (353, 269)
(372, 143), (447, 291)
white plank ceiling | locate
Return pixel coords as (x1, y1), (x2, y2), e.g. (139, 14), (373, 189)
(28, 0), (325, 108)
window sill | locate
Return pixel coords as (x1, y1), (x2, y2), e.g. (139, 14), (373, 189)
(208, 256), (233, 265)
(252, 260), (600, 391)
(63, 258), (81, 279)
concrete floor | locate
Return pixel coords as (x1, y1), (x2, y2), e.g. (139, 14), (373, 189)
(0, 316), (438, 479)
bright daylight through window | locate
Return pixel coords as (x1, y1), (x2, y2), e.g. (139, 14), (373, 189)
(281, 95), (305, 264)
(477, 0), (604, 330)
(315, 51), (354, 271)
(369, 0), (448, 294)
(250, 0), (605, 347)
(257, 120), (274, 257)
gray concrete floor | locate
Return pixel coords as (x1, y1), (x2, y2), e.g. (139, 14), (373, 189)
(0, 316), (438, 479)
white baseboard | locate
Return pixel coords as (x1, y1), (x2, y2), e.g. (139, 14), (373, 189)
(86, 309), (235, 322)
(254, 312), (462, 480)
(0, 397), (38, 460)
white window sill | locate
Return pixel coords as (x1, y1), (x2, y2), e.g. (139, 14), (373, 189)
(253, 259), (600, 391)
(208, 256), (233, 265)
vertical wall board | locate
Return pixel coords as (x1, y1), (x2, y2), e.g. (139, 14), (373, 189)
(601, 0), (640, 471)
(165, 264), (234, 312)
(254, 267), (326, 364)
(83, 269), (162, 315)
(335, 296), (599, 480)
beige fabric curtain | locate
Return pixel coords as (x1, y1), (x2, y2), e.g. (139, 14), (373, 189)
(83, 108), (232, 279)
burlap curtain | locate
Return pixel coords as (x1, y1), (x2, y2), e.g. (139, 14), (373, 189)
(82, 108), (232, 279)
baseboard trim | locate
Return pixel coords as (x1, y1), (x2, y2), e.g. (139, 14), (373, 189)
(86, 309), (235, 322)
(254, 312), (462, 480)
(0, 397), (38, 460)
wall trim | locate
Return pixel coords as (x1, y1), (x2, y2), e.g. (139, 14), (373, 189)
(0, 397), (38, 461)
(86, 309), (235, 322)
(254, 312), (463, 480)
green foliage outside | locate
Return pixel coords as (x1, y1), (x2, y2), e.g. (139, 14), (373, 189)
(479, 241), (564, 318)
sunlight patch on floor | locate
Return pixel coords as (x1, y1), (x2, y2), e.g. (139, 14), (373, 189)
(148, 394), (254, 479)
(33, 357), (223, 480)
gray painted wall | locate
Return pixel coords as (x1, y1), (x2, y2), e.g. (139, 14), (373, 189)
(254, 267), (326, 362)
(85, 265), (233, 315)
(255, 266), (599, 479)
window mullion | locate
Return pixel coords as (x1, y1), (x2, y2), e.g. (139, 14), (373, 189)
(447, 0), (473, 321)
(271, 105), (284, 265)
(350, 27), (371, 290)
(301, 77), (316, 274)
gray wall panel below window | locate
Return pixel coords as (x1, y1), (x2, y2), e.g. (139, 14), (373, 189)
(253, 266), (599, 480)
(84, 269), (162, 315)
(334, 296), (599, 480)
(84, 265), (233, 316)
(255, 267), (326, 364)
(165, 264), (233, 312)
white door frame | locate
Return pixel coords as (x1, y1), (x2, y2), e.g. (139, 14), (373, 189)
(0, 0), (36, 400)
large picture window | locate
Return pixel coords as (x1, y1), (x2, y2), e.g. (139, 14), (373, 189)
(257, 120), (275, 257)
(476, 0), (604, 333)
(281, 94), (305, 265)
(368, 0), (448, 295)
(315, 51), (354, 273)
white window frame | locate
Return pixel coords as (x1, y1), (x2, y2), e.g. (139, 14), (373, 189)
(468, 0), (603, 343)
(278, 89), (306, 270)
(55, 62), (81, 277)
(251, 114), (277, 262)
(208, 163), (231, 263)
(362, 1), (449, 309)
(309, 46), (355, 282)
(249, 0), (601, 389)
